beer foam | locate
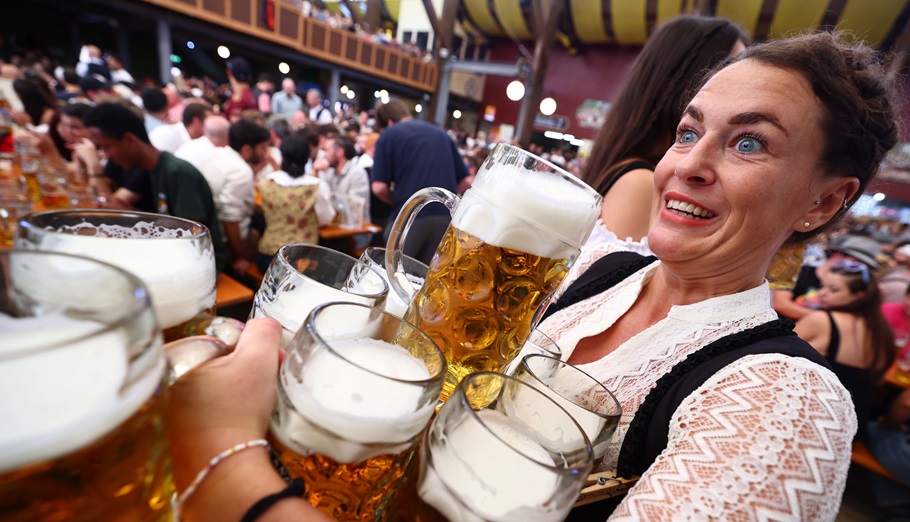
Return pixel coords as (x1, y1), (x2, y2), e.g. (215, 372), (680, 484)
(419, 409), (561, 522)
(272, 338), (436, 464)
(451, 161), (601, 258)
(24, 224), (216, 329)
(0, 313), (164, 472)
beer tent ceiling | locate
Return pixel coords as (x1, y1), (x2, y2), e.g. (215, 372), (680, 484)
(381, 0), (910, 49)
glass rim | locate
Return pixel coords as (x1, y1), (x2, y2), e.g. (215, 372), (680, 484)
(454, 371), (594, 473)
(277, 243), (389, 299)
(526, 329), (562, 355)
(518, 354), (622, 419)
(304, 301), (447, 385)
(19, 209), (210, 242)
(361, 246), (430, 272)
(0, 249), (154, 362)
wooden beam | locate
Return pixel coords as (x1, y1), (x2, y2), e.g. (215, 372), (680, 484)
(426, 0), (458, 120)
(518, 0), (563, 147)
(340, 0), (362, 24)
(421, 0), (442, 39)
(365, 0), (381, 31)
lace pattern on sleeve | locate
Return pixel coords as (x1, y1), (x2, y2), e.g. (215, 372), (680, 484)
(610, 354), (857, 522)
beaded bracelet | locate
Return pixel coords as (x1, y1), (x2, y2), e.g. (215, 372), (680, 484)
(173, 439), (270, 518)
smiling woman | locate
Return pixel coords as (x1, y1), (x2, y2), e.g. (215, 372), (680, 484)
(538, 31), (899, 521)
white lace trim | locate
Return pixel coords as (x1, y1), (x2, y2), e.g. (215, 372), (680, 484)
(611, 354), (856, 522)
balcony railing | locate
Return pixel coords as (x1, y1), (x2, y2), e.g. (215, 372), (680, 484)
(137, 0), (439, 92)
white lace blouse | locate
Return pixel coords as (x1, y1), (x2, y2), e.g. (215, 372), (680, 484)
(540, 256), (857, 521)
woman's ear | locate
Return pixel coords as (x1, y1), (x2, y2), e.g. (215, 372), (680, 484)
(797, 177), (860, 232)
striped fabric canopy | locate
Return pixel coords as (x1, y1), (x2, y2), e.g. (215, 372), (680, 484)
(423, 0), (910, 49)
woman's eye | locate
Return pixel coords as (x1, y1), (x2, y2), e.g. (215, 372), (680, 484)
(735, 137), (763, 153)
(679, 130), (697, 144)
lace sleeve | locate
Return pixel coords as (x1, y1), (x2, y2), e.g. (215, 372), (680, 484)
(610, 354), (857, 522)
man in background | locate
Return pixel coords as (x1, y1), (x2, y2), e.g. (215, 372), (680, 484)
(271, 77), (303, 118)
(306, 88), (333, 124)
(83, 102), (226, 271)
(371, 98), (471, 263)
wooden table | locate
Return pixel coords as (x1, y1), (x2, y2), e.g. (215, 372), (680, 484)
(319, 222), (382, 240)
(884, 361), (910, 389)
(215, 273), (255, 308)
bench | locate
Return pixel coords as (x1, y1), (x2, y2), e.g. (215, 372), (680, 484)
(215, 273), (255, 308)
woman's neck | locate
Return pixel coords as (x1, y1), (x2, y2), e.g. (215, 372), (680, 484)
(648, 263), (765, 307)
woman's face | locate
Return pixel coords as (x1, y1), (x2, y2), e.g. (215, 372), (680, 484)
(57, 114), (87, 145)
(648, 59), (828, 278)
(818, 272), (862, 309)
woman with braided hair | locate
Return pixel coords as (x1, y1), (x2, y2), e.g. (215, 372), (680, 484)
(578, 15), (747, 252)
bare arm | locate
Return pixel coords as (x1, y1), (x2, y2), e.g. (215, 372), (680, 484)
(599, 168), (653, 242)
(772, 289), (814, 320)
(372, 180), (392, 205)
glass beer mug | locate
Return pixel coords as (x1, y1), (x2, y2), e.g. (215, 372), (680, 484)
(15, 209), (241, 344)
(0, 250), (170, 520)
(386, 143), (602, 401)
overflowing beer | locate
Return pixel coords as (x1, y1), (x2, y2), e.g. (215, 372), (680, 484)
(387, 144), (603, 401)
(0, 251), (170, 521)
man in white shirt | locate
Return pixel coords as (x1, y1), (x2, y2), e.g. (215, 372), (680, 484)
(150, 102), (209, 153)
(317, 135), (370, 226)
(175, 114), (229, 170)
(306, 88), (334, 124)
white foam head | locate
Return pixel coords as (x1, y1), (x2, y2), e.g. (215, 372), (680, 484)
(19, 219), (216, 329)
(451, 145), (602, 259)
(272, 337), (437, 463)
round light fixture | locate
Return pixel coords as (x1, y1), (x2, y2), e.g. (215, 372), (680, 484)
(873, 192), (886, 201)
(453, 110), (462, 119)
(340, 85), (349, 94)
(217, 45), (231, 59)
(278, 62), (290, 74)
(539, 97), (557, 116)
(346, 90), (355, 99)
(506, 80), (525, 101)
(415, 104), (422, 113)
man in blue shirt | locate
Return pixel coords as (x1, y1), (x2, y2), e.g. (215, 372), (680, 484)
(371, 99), (471, 263)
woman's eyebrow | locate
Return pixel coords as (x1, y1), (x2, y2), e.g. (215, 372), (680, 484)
(729, 111), (789, 137)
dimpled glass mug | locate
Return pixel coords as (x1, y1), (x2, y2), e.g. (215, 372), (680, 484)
(386, 143), (603, 402)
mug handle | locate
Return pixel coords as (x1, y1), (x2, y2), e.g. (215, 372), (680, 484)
(384, 187), (460, 303)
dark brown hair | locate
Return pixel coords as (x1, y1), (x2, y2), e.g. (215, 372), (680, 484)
(374, 99), (412, 130)
(826, 264), (895, 374)
(702, 31), (899, 246)
(582, 15), (747, 195)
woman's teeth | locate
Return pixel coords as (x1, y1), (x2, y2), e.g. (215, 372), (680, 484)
(666, 199), (716, 219)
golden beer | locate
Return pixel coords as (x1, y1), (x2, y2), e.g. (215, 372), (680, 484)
(268, 429), (413, 520)
(0, 384), (172, 522)
(404, 225), (569, 401)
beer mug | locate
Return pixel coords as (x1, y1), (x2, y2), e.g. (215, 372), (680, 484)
(386, 143), (602, 401)
(0, 250), (170, 520)
(250, 243), (389, 347)
(405, 372), (594, 522)
(358, 247), (428, 318)
(512, 354), (622, 461)
(15, 209), (240, 345)
(269, 302), (446, 520)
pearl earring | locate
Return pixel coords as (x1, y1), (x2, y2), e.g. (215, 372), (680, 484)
(803, 222), (811, 228)
(814, 200), (820, 205)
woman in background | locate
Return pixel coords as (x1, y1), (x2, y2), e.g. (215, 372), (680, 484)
(256, 132), (335, 273)
(581, 15), (747, 247)
(795, 261), (895, 438)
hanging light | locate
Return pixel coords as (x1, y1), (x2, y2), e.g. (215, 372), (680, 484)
(415, 104), (423, 113)
(278, 62), (290, 74)
(539, 97), (557, 116)
(217, 45), (231, 59)
(453, 110), (462, 119)
(506, 80), (525, 101)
